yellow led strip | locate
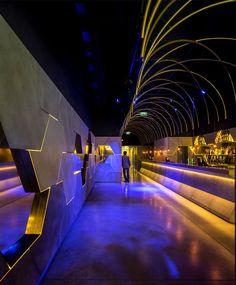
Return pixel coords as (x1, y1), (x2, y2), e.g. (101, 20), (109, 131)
(142, 161), (234, 181)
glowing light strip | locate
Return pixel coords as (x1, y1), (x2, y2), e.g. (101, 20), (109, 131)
(128, 121), (156, 142)
(143, 0), (176, 56)
(26, 115), (50, 152)
(0, 235), (41, 279)
(147, 38), (236, 79)
(48, 113), (58, 121)
(140, 86), (193, 124)
(28, 151), (41, 191)
(129, 116), (163, 138)
(141, 0), (162, 57)
(137, 79), (200, 129)
(26, 114), (59, 152)
(141, 38), (236, 85)
(141, 0), (152, 38)
(73, 170), (81, 175)
(142, 161), (234, 181)
(127, 127), (148, 144)
(147, 0), (192, 59)
(0, 166), (16, 171)
(122, 3), (235, 140)
(130, 113), (166, 138)
(147, 1), (234, 61)
(1, 188), (51, 281)
(133, 107), (174, 136)
(139, 59), (209, 125)
(139, 2), (235, 93)
(138, 0), (192, 89)
(135, 101), (179, 135)
(140, 68), (227, 120)
(135, 92), (191, 133)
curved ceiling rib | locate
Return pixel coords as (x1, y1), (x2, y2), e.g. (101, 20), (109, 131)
(121, 0), (236, 144)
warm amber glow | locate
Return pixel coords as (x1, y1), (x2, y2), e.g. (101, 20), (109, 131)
(73, 170), (81, 175)
(0, 166), (16, 171)
(142, 161), (234, 181)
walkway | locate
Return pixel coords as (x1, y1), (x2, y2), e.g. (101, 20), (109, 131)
(41, 175), (235, 285)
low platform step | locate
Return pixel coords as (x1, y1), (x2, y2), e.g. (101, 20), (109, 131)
(0, 185), (29, 208)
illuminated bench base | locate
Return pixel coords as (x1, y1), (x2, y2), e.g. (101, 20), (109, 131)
(140, 167), (235, 223)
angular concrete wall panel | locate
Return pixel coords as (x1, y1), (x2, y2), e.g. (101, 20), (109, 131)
(38, 68), (62, 119)
(0, 16), (48, 149)
(59, 153), (82, 204)
(29, 116), (67, 191)
(58, 97), (76, 152)
(0, 15), (94, 285)
(95, 136), (122, 183)
(1, 250), (40, 285)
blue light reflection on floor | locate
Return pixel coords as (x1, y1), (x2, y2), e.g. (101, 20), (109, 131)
(42, 177), (235, 285)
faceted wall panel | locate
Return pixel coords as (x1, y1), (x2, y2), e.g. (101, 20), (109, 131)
(0, 15), (95, 285)
(29, 116), (67, 192)
(0, 16), (48, 150)
(59, 153), (82, 204)
(95, 137), (122, 182)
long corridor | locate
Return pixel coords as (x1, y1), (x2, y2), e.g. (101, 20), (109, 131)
(41, 175), (235, 285)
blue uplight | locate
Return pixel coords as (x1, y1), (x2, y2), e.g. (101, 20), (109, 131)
(201, 89), (206, 95)
(88, 64), (95, 72)
(91, 82), (98, 89)
(85, 51), (93, 58)
(75, 3), (85, 15)
(82, 31), (91, 42)
(116, 98), (121, 104)
(164, 254), (179, 279)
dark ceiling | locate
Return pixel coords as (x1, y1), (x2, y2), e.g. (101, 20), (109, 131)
(121, 0), (236, 144)
(0, 0), (143, 136)
(1, 1), (236, 145)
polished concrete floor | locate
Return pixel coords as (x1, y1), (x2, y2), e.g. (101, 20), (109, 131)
(41, 175), (235, 285)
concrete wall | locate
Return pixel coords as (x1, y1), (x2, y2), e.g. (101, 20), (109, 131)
(94, 136), (122, 182)
(0, 15), (95, 284)
(154, 137), (192, 162)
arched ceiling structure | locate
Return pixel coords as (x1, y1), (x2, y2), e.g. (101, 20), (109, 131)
(121, 0), (236, 145)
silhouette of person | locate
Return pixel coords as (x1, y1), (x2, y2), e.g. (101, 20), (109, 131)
(122, 151), (131, 182)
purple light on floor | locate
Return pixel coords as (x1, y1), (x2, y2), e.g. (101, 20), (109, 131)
(164, 254), (180, 279)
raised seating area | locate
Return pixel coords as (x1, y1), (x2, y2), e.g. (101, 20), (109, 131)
(140, 161), (235, 223)
(0, 163), (34, 253)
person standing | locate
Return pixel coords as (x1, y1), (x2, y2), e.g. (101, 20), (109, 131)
(122, 151), (131, 182)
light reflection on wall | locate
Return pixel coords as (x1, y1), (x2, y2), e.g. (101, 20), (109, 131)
(175, 226), (183, 243)
(166, 217), (173, 231)
(210, 267), (222, 280)
(189, 240), (200, 267)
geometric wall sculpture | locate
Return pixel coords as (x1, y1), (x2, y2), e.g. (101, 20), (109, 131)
(0, 15), (95, 284)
